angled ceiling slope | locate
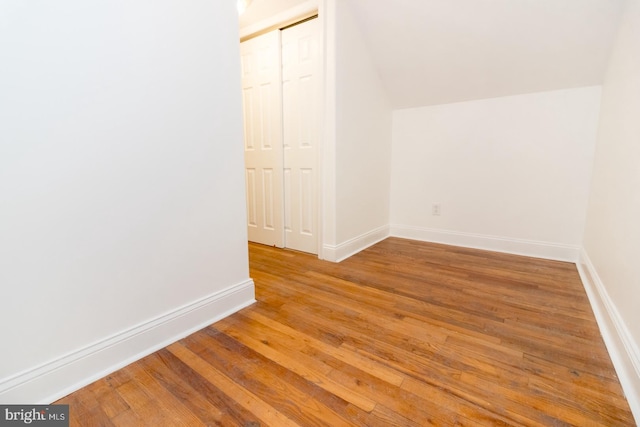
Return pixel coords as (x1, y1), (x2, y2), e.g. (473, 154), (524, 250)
(239, 0), (315, 38)
(239, 0), (625, 109)
(346, 0), (626, 108)
(239, 0), (307, 27)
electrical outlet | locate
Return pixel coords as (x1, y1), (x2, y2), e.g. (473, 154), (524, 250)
(432, 203), (441, 216)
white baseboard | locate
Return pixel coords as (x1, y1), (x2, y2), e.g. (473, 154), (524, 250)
(577, 250), (640, 424)
(323, 225), (389, 262)
(390, 224), (580, 262)
(0, 279), (255, 404)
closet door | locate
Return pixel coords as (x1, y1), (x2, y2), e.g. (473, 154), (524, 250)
(240, 30), (284, 247)
(281, 18), (320, 254)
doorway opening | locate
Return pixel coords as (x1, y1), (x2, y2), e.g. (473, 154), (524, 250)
(240, 16), (321, 255)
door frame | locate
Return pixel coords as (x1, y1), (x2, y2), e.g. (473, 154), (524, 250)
(240, 3), (328, 259)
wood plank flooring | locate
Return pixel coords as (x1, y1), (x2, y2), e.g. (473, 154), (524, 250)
(56, 238), (635, 426)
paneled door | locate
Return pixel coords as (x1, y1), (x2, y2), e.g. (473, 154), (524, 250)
(240, 30), (284, 248)
(281, 18), (319, 254)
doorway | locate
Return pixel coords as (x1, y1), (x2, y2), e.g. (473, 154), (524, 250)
(240, 17), (320, 254)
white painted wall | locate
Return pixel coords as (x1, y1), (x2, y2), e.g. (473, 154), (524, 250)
(390, 87), (602, 261)
(320, 0), (338, 257)
(581, 0), (640, 420)
(0, 0), (253, 402)
(326, 0), (392, 261)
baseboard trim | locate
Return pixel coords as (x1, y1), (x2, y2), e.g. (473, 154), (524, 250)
(0, 279), (256, 404)
(389, 225), (580, 262)
(577, 250), (640, 424)
(323, 225), (389, 262)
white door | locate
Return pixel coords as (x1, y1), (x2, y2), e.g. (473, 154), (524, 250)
(281, 18), (320, 254)
(240, 30), (284, 247)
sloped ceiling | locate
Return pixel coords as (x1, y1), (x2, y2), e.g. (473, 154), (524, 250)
(240, 0), (626, 109)
(239, 0), (310, 29)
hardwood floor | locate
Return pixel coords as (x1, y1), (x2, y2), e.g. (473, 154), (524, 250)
(56, 238), (635, 426)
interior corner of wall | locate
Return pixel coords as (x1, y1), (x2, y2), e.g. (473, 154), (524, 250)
(577, 248), (640, 424)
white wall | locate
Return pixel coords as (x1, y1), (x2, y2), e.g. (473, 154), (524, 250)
(580, 0), (640, 420)
(326, 0), (392, 261)
(390, 87), (602, 261)
(0, 0), (254, 403)
(320, 0), (338, 257)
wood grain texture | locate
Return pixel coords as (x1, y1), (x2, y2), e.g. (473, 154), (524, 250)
(56, 238), (634, 426)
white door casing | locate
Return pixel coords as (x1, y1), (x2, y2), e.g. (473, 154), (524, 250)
(240, 30), (284, 247)
(282, 18), (320, 254)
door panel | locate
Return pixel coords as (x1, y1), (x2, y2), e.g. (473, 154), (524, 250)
(282, 18), (319, 254)
(240, 30), (284, 247)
